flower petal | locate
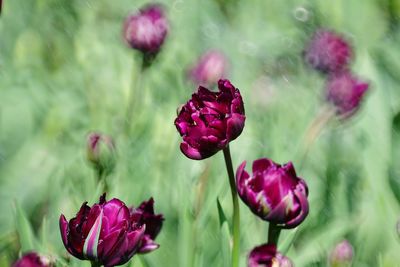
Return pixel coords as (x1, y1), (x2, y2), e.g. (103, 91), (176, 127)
(180, 142), (203, 160)
(236, 161), (248, 196)
(83, 209), (103, 259)
(226, 113), (245, 141)
(252, 158), (274, 174)
(138, 235), (160, 254)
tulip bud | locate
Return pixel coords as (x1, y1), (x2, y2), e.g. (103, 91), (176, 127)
(174, 79), (245, 160)
(87, 132), (116, 175)
(123, 4), (168, 56)
(12, 252), (53, 267)
(236, 158), (309, 229)
(60, 194), (164, 266)
(188, 50), (228, 86)
(248, 243), (293, 267)
(329, 240), (354, 267)
(304, 29), (352, 74)
(325, 71), (369, 118)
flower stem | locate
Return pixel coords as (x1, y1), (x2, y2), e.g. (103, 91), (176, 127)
(223, 145), (240, 267)
(298, 105), (335, 169)
(124, 54), (145, 135)
(91, 261), (101, 267)
(95, 167), (108, 193)
(267, 223), (281, 245)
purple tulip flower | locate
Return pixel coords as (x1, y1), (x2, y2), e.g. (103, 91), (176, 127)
(304, 29), (352, 74)
(59, 194), (163, 267)
(248, 244), (293, 267)
(325, 71), (369, 118)
(236, 158), (309, 229)
(130, 198), (164, 253)
(123, 4), (168, 55)
(174, 79), (245, 160)
(188, 50), (228, 86)
(12, 252), (52, 267)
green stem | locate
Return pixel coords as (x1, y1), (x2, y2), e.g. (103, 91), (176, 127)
(91, 261), (101, 267)
(124, 54), (145, 135)
(298, 105), (335, 169)
(95, 167), (108, 193)
(267, 223), (281, 245)
(223, 145), (240, 267)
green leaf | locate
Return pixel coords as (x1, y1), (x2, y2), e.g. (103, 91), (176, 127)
(216, 198), (228, 227)
(14, 202), (36, 251)
(278, 227), (299, 254)
(393, 112), (400, 134)
(389, 112), (400, 203)
(220, 221), (231, 267)
(38, 216), (48, 250)
(178, 208), (194, 267)
(217, 198), (231, 267)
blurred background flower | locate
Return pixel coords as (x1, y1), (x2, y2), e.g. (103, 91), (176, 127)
(86, 132), (116, 176)
(188, 50), (228, 86)
(304, 29), (352, 74)
(12, 252), (53, 267)
(123, 4), (168, 56)
(328, 240), (353, 267)
(325, 71), (369, 118)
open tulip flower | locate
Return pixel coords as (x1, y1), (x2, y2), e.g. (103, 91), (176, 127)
(130, 198), (164, 253)
(248, 244), (293, 267)
(59, 194), (163, 267)
(236, 158), (309, 229)
(174, 79), (245, 160)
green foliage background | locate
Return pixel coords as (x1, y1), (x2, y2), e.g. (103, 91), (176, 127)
(1, 0), (400, 266)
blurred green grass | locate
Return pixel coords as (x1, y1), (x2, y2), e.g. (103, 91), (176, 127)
(1, 0), (400, 266)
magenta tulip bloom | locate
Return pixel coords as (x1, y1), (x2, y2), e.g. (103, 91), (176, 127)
(236, 158), (309, 229)
(59, 194), (163, 267)
(123, 4), (168, 55)
(12, 252), (52, 267)
(248, 244), (293, 267)
(304, 29), (352, 74)
(174, 79), (245, 160)
(326, 71), (369, 118)
(130, 198), (164, 253)
(188, 50), (228, 86)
